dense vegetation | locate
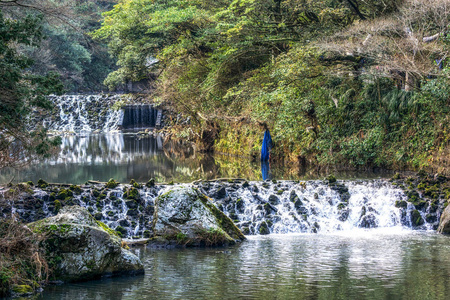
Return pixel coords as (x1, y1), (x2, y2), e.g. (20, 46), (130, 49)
(1, 1), (450, 172)
(0, 0), (116, 168)
(95, 0), (450, 172)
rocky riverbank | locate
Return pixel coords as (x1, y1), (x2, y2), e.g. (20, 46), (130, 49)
(2, 172), (450, 297)
(0, 206), (144, 298)
(0, 182), (245, 297)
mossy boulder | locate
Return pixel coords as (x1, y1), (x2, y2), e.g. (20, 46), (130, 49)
(28, 206), (144, 282)
(326, 174), (337, 183)
(11, 284), (33, 297)
(37, 179), (48, 189)
(258, 222), (270, 235)
(152, 187), (245, 246)
(124, 187), (140, 201)
(410, 210), (424, 227)
(146, 178), (155, 188)
(129, 179), (141, 189)
(438, 205), (450, 234)
(106, 179), (119, 189)
(268, 194), (280, 205)
(395, 200), (408, 209)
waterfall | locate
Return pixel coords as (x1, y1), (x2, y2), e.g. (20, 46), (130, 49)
(2, 179), (442, 239)
(33, 94), (166, 133)
(120, 104), (159, 129)
(45, 94), (124, 133)
(206, 180), (410, 234)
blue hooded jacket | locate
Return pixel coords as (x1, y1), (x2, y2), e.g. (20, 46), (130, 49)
(261, 129), (272, 161)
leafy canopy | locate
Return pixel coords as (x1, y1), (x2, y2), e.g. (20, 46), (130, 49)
(0, 10), (64, 168)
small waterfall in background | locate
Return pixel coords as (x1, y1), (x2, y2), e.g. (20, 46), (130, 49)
(43, 94), (163, 133)
(121, 104), (159, 130)
(45, 94), (123, 133)
(2, 180), (442, 238)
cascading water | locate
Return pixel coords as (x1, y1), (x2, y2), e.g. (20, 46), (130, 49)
(1, 179), (442, 239)
(121, 104), (159, 130)
(201, 180), (423, 234)
(41, 94), (164, 133)
(45, 94), (125, 133)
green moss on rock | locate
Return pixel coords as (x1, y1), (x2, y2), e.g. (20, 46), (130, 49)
(129, 179), (141, 189)
(37, 179), (48, 188)
(146, 178), (155, 188)
(327, 174), (337, 183)
(11, 284), (33, 295)
(106, 179), (119, 189)
(69, 185), (82, 194)
(124, 187), (140, 201)
(259, 222), (269, 235)
(54, 200), (62, 214)
(411, 210), (424, 227)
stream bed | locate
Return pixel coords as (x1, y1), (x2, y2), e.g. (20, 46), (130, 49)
(37, 230), (450, 300)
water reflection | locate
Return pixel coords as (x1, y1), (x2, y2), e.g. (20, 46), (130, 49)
(37, 232), (450, 300)
(0, 134), (394, 184)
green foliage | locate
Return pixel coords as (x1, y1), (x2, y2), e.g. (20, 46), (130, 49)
(176, 232), (189, 245)
(95, 0), (450, 171)
(0, 11), (64, 168)
(20, 1), (116, 92)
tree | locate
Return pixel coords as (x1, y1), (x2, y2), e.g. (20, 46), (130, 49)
(322, 0), (450, 90)
(1, 1), (117, 92)
(0, 9), (64, 168)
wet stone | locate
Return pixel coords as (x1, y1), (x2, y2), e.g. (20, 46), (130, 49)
(127, 209), (139, 217)
(360, 214), (377, 228)
(289, 190), (298, 202)
(119, 219), (130, 227)
(411, 210), (424, 227)
(338, 209), (350, 222)
(264, 203), (277, 215)
(425, 214), (437, 223)
(125, 200), (138, 209)
(215, 187), (227, 199)
(268, 195), (280, 205)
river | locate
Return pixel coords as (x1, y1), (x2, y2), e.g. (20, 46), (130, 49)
(0, 133), (391, 185)
(38, 230), (450, 300)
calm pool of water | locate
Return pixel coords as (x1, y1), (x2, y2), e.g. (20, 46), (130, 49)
(0, 134), (392, 185)
(37, 230), (450, 300)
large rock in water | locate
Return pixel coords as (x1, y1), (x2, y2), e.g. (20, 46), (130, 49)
(28, 206), (144, 282)
(152, 187), (245, 246)
(438, 205), (450, 234)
